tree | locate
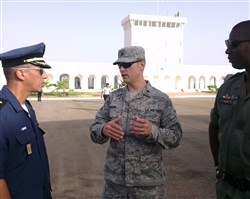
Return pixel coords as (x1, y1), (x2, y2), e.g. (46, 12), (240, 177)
(55, 79), (69, 96)
(119, 80), (126, 88)
(44, 80), (56, 90)
(207, 85), (218, 93)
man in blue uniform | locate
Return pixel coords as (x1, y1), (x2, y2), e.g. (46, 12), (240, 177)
(0, 43), (53, 199)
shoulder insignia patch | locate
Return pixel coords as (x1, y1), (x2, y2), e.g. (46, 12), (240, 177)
(0, 98), (7, 109)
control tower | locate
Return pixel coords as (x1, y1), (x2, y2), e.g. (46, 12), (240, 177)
(121, 13), (187, 75)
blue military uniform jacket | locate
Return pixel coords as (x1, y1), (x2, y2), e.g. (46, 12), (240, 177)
(0, 86), (52, 199)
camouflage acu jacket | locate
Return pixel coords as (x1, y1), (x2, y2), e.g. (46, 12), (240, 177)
(90, 81), (182, 186)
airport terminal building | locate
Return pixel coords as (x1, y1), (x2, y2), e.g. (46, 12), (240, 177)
(0, 14), (239, 93)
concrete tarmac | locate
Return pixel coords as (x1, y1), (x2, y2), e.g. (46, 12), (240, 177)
(31, 96), (216, 199)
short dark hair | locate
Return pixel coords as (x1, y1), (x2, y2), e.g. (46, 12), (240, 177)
(3, 67), (14, 82)
(233, 20), (250, 31)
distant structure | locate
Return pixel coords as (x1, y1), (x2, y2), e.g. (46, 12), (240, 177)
(121, 14), (188, 91)
(122, 14), (186, 69)
(0, 14), (240, 93)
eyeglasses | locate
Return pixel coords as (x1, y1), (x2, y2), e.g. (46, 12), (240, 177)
(12, 67), (45, 75)
(118, 61), (142, 69)
(225, 39), (250, 49)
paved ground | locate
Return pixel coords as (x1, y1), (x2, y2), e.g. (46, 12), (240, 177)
(31, 96), (217, 199)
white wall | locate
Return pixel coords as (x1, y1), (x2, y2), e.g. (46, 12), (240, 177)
(0, 14), (242, 93)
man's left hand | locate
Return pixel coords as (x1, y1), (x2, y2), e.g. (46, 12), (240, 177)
(131, 116), (152, 136)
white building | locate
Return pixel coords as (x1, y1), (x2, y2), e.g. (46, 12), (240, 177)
(122, 14), (186, 70)
(0, 14), (240, 93)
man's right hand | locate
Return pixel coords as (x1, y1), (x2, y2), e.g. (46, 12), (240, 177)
(102, 116), (124, 140)
(0, 179), (11, 199)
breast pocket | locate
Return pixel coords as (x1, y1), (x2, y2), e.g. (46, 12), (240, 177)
(16, 131), (35, 144)
(144, 109), (161, 126)
(109, 106), (120, 119)
(15, 126), (36, 159)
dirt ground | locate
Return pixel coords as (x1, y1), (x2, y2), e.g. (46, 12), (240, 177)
(32, 96), (217, 199)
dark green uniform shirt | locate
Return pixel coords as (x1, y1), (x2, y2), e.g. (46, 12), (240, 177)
(210, 71), (250, 180)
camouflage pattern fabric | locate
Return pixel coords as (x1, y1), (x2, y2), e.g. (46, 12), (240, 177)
(90, 81), (182, 187)
(102, 179), (165, 199)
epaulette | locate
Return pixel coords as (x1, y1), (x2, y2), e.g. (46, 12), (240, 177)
(224, 72), (243, 81)
(0, 98), (7, 109)
(231, 72), (244, 79)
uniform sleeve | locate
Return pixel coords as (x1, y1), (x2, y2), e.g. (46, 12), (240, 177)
(210, 107), (219, 127)
(0, 111), (8, 179)
(147, 98), (182, 149)
(210, 94), (220, 128)
(90, 100), (110, 144)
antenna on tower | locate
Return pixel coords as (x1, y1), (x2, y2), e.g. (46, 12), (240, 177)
(157, 0), (167, 16)
(157, 0), (160, 16)
(164, 0), (168, 16)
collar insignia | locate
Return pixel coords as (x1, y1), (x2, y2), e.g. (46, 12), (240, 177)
(0, 98), (7, 109)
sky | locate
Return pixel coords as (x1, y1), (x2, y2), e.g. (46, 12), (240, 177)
(0, 0), (249, 66)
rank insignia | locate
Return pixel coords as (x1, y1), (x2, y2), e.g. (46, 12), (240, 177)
(219, 94), (240, 105)
(0, 98), (7, 109)
(26, 143), (32, 155)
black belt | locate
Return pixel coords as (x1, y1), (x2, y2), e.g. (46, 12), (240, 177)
(224, 173), (250, 192)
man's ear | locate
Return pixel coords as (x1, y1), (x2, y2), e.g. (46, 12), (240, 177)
(140, 60), (145, 71)
(15, 69), (26, 81)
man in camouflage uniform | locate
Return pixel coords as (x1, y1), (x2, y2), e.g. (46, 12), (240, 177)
(209, 20), (250, 199)
(90, 46), (182, 199)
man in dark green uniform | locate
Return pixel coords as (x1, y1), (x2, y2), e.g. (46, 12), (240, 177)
(209, 20), (250, 198)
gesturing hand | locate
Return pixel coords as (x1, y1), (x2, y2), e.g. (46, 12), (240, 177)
(103, 116), (124, 141)
(131, 115), (152, 136)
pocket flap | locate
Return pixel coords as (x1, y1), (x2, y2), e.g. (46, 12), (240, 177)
(16, 132), (35, 144)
